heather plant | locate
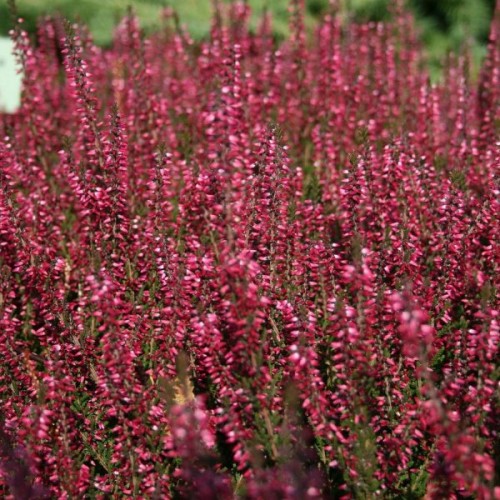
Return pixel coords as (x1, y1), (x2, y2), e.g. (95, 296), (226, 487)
(0, 1), (499, 498)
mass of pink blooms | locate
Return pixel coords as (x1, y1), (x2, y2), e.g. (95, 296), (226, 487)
(0, 0), (499, 498)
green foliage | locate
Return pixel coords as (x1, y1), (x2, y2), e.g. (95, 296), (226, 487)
(303, 170), (322, 203)
(0, 0), (495, 69)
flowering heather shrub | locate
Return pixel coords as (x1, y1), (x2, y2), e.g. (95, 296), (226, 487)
(0, 0), (499, 498)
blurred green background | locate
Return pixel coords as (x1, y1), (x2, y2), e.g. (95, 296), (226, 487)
(0, 0), (496, 76)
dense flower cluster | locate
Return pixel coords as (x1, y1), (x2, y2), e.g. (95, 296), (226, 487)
(0, 1), (499, 498)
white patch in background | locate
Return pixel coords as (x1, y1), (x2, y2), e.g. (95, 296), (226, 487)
(0, 37), (22, 114)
